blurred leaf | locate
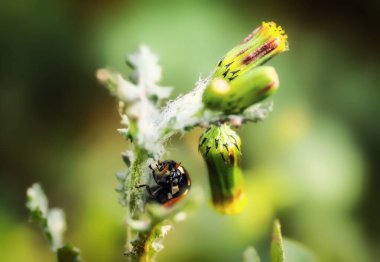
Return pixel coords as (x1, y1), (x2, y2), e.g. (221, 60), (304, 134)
(283, 238), (317, 262)
(26, 183), (81, 259)
(243, 246), (261, 262)
(47, 208), (67, 251)
(26, 183), (49, 216)
(26, 183), (54, 248)
(271, 219), (285, 262)
(57, 243), (81, 262)
(26, 184), (66, 249)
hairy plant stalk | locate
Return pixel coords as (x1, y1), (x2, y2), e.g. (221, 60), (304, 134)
(125, 148), (149, 259)
(129, 149), (146, 219)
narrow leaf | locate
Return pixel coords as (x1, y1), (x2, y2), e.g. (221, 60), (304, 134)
(271, 219), (285, 262)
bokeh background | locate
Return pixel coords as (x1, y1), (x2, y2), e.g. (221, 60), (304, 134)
(1, 0), (380, 261)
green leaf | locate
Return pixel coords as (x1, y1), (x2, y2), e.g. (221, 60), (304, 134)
(271, 219), (285, 262)
(243, 246), (261, 262)
(57, 243), (81, 262)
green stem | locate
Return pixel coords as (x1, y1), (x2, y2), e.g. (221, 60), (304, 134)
(129, 148), (146, 218)
(125, 147), (149, 261)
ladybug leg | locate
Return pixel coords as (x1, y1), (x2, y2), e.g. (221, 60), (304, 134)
(135, 184), (154, 197)
(149, 164), (163, 185)
(152, 172), (162, 185)
(158, 164), (169, 176)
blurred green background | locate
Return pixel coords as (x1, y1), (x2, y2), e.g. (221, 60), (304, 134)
(1, 0), (380, 261)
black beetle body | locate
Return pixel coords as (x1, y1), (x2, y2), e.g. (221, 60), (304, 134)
(136, 160), (191, 207)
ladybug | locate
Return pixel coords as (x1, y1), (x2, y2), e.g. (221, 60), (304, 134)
(136, 160), (191, 207)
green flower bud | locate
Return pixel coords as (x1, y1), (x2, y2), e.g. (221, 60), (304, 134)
(203, 66), (279, 113)
(199, 124), (247, 214)
(213, 21), (288, 81)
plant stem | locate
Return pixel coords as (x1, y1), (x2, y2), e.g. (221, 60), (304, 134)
(129, 147), (146, 219)
(125, 146), (149, 261)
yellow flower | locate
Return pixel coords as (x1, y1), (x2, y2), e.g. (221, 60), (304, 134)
(213, 21), (288, 81)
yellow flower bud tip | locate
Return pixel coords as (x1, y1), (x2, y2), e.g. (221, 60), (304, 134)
(242, 22), (287, 45)
(239, 22), (288, 65)
(213, 21), (288, 81)
(212, 188), (247, 215)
